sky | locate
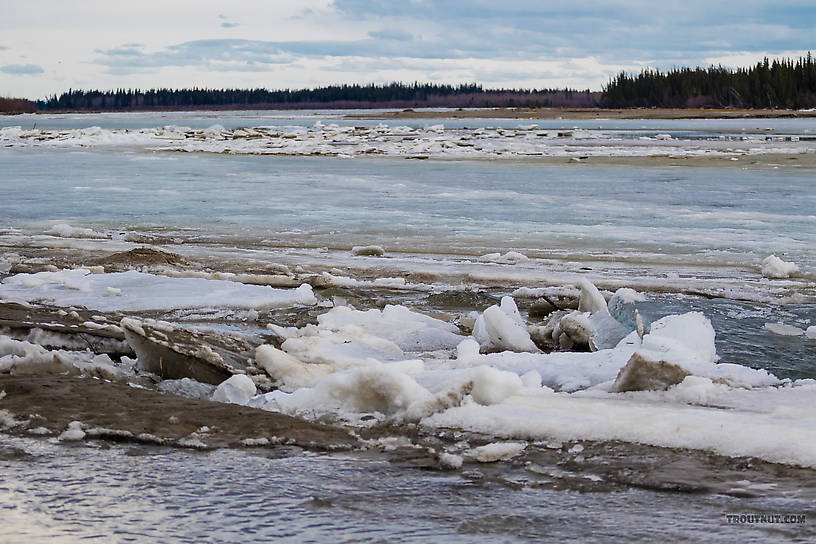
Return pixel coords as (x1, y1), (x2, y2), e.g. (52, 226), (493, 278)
(1, 0), (814, 99)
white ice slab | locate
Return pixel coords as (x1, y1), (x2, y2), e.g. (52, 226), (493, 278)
(0, 269), (317, 311)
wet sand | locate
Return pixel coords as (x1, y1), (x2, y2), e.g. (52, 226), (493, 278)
(350, 107), (816, 120)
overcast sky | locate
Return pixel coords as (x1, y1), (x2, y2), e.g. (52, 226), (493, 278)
(1, 0), (814, 99)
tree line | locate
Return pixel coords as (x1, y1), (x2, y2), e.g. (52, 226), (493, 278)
(35, 83), (597, 111)
(7, 54), (816, 113)
(603, 53), (816, 108)
(0, 96), (36, 114)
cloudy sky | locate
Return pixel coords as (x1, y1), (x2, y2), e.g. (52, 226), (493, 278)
(1, 0), (814, 99)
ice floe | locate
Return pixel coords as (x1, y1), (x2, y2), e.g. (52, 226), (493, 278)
(0, 269), (317, 311)
(765, 322), (806, 336)
(212, 374), (257, 405)
(46, 223), (108, 240)
(0, 334), (131, 380)
(467, 441), (528, 462)
(472, 296), (539, 353)
(58, 421), (86, 442)
(351, 245), (385, 257)
(477, 251), (529, 264)
(762, 254), (800, 279)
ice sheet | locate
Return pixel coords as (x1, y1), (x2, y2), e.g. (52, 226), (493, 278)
(422, 379), (816, 468)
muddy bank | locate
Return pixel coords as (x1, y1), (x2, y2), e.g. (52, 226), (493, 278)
(0, 375), (358, 451)
(350, 107), (816, 120)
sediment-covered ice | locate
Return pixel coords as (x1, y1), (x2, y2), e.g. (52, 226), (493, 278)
(526, 282), (635, 352)
(0, 334), (130, 379)
(158, 378), (217, 400)
(0, 269), (317, 311)
(351, 245), (385, 257)
(253, 362), (431, 417)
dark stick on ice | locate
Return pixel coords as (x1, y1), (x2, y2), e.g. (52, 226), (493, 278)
(541, 294), (563, 311)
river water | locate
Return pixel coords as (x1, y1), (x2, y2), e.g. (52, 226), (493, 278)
(1, 433), (813, 543)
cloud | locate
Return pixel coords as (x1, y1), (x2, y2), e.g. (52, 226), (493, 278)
(1, 64), (44, 75)
(367, 29), (413, 41)
(94, 37), (455, 74)
(332, 0), (816, 64)
(98, 47), (143, 56)
(87, 2), (816, 82)
(95, 40), (299, 74)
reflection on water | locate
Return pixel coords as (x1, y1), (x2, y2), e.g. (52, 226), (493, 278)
(1, 434), (812, 543)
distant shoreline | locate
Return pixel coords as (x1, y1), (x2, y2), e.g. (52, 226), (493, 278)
(349, 107), (816, 120)
(6, 106), (816, 120)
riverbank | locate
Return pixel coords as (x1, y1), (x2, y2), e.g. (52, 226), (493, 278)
(350, 107), (816, 120)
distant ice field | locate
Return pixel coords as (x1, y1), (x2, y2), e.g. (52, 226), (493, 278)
(3, 109), (816, 160)
(4, 108), (816, 136)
